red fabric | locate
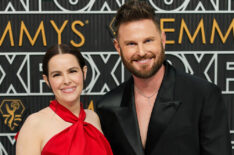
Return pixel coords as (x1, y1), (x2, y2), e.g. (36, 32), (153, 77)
(15, 132), (19, 140)
(41, 100), (113, 155)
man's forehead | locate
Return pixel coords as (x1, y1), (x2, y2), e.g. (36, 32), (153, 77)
(117, 20), (160, 40)
(118, 19), (159, 32)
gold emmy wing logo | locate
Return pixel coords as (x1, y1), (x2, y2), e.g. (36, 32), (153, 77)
(109, 17), (116, 37)
(0, 99), (25, 131)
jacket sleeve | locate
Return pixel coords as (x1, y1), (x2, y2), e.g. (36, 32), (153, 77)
(199, 86), (232, 155)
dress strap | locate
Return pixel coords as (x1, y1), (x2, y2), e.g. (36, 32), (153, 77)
(49, 100), (85, 123)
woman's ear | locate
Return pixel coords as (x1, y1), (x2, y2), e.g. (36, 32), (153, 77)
(43, 75), (50, 88)
(82, 66), (88, 80)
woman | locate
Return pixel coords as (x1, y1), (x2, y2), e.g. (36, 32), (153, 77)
(16, 44), (113, 155)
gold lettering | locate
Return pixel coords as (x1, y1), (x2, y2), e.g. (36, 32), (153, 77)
(179, 18), (206, 44)
(0, 21), (14, 46)
(210, 19), (234, 44)
(50, 20), (68, 44)
(160, 18), (175, 44)
(70, 21), (85, 47)
(87, 100), (94, 111)
(19, 21), (47, 46)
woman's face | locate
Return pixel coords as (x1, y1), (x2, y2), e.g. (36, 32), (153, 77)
(43, 54), (86, 105)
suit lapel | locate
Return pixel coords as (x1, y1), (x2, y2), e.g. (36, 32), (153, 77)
(112, 78), (144, 155)
(145, 62), (182, 155)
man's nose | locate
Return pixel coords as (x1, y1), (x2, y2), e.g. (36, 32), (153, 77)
(137, 44), (146, 57)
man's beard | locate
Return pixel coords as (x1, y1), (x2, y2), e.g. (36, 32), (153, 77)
(120, 44), (165, 79)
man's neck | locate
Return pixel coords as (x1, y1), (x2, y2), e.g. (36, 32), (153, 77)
(133, 65), (165, 94)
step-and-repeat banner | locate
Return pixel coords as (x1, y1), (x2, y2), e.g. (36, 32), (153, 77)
(0, 0), (233, 154)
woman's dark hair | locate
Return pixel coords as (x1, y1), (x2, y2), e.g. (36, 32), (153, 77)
(42, 44), (86, 76)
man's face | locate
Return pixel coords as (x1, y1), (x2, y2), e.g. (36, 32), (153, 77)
(114, 19), (166, 79)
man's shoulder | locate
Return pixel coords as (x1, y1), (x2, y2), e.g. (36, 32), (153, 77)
(173, 66), (220, 94)
(97, 80), (129, 108)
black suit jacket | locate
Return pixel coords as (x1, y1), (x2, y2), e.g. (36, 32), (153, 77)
(97, 62), (232, 155)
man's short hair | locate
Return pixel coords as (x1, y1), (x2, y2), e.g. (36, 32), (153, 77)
(114, 0), (160, 37)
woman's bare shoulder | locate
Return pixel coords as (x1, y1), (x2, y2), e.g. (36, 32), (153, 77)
(85, 109), (99, 118)
(84, 109), (102, 132)
(18, 107), (53, 136)
(25, 107), (51, 125)
(16, 107), (53, 155)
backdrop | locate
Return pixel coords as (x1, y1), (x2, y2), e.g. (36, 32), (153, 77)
(0, 0), (233, 154)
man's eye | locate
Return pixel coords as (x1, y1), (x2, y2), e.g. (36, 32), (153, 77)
(127, 42), (136, 46)
(145, 39), (152, 43)
(70, 70), (77, 73)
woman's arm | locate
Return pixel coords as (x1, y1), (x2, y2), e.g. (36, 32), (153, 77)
(16, 114), (42, 155)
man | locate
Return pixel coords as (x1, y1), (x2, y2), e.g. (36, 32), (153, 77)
(96, 1), (232, 155)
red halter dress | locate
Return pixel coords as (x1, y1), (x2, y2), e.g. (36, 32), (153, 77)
(41, 100), (113, 155)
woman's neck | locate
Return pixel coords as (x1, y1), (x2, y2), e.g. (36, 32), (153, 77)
(55, 99), (81, 117)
